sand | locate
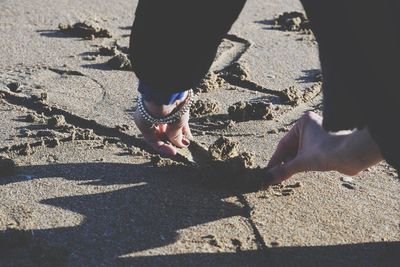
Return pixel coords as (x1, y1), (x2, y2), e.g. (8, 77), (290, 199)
(228, 101), (274, 122)
(274, 11), (312, 34)
(58, 21), (113, 39)
(190, 99), (221, 118)
(0, 0), (399, 266)
(107, 54), (132, 70)
(196, 72), (226, 93)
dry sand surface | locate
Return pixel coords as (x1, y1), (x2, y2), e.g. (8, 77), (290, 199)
(1, 0), (399, 266)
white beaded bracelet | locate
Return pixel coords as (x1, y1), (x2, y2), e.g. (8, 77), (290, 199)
(136, 89), (194, 128)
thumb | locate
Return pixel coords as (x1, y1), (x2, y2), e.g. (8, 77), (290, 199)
(182, 123), (193, 140)
(166, 122), (190, 148)
(266, 157), (305, 184)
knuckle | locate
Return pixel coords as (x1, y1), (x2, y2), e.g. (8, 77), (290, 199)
(303, 111), (322, 125)
(342, 169), (361, 176)
(167, 131), (181, 142)
(304, 111), (315, 118)
(302, 111), (314, 124)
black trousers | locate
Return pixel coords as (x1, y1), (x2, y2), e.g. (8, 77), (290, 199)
(130, 0), (400, 171)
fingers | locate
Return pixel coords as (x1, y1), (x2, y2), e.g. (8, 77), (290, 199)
(147, 138), (177, 156)
(133, 110), (177, 156)
(165, 113), (191, 148)
(165, 121), (190, 148)
(152, 120), (191, 153)
(134, 108), (194, 156)
(182, 123), (193, 140)
(157, 124), (167, 138)
(265, 111), (319, 184)
(265, 112), (325, 184)
(266, 122), (301, 169)
(143, 126), (178, 156)
(266, 157), (307, 184)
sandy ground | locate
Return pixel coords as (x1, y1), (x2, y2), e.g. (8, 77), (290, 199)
(1, 0), (399, 266)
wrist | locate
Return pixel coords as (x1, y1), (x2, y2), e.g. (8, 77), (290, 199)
(135, 89), (194, 127)
(332, 128), (383, 175)
(144, 91), (188, 118)
(138, 80), (187, 105)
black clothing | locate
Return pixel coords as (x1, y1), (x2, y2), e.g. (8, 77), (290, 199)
(302, 0), (400, 171)
(129, 0), (400, 172)
(129, 0), (246, 94)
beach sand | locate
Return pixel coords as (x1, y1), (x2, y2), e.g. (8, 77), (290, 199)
(0, 0), (399, 266)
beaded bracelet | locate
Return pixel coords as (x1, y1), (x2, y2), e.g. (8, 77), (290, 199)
(136, 89), (194, 128)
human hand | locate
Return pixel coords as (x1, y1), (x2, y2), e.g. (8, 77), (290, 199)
(266, 111), (382, 184)
(133, 94), (193, 157)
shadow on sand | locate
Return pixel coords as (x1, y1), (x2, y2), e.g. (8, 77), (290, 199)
(0, 162), (398, 266)
(0, 162), (243, 266)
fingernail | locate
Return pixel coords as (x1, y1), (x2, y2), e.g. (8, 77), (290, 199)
(182, 138), (190, 146)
